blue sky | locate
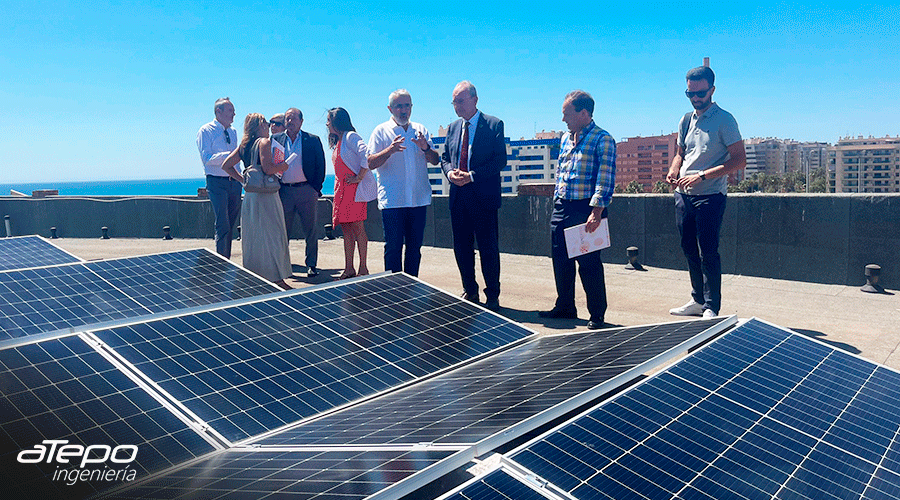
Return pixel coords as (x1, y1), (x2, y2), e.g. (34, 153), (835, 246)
(1, 1), (897, 183)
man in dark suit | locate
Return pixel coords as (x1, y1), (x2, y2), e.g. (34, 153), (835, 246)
(271, 108), (326, 277)
(441, 81), (507, 311)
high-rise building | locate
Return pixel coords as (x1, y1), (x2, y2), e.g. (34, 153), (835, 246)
(615, 133), (677, 192)
(831, 135), (900, 193)
(428, 135), (560, 195)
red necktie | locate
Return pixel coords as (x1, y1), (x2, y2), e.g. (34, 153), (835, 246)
(459, 121), (470, 172)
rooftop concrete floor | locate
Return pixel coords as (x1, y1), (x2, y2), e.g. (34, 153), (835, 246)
(54, 237), (900, 369)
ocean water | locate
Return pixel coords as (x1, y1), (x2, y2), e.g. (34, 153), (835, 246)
(1, 176), (336, 197)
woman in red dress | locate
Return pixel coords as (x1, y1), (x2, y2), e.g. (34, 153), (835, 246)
(327, 107), (375, 279)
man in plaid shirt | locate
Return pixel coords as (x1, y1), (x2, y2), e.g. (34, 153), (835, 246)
(539, 90), (616, 330)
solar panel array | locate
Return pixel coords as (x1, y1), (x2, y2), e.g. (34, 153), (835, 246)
(0, 248), (278, 341)
(0, 254), (749, 500)
(445, 318), (900, 500)
(0, 335), (216, 500)
(91, 273), (534, 443)
(250, 318), (731, 448)
(0, 235), (82, 271)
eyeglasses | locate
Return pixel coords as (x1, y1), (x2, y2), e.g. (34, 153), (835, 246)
(685, 89), (711, 98)
(223, 129), (231, 144)
(270, 121), (283, 127)
(391, 103), (412, 109)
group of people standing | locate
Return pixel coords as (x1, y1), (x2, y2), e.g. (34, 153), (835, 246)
(197, 68), (745, 327)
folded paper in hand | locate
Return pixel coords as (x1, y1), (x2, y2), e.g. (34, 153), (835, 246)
(272, 140), (285, 164)
(564, 219), (610, 258)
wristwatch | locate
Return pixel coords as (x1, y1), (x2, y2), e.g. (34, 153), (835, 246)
(698, 170), (707, 180)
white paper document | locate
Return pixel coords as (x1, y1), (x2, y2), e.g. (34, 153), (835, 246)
(564, 218), (610, 258)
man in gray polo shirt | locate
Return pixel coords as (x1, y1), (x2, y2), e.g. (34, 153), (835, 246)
(666, 66), (746, 318)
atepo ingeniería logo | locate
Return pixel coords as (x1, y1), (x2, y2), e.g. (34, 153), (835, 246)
(17, 440), (139, 486)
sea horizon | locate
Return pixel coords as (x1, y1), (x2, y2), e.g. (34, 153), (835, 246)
(1, 176), (337, 197)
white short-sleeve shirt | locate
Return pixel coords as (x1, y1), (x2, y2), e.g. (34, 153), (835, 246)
(367, 120), (434, 210)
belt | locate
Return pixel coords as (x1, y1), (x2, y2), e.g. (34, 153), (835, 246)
(281, 181), (308, 187)
(207, 174), (238, 182)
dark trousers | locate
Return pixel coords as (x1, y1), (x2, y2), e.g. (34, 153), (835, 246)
(550, 198), (607, 322)
(450, 194), (500, 300)
(675, 191), (726, 313)
(382, 206), (428, 276)
(279, 183), (319, 269)
(206, 175), (242, 258)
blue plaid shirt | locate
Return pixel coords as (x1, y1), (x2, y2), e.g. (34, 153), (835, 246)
(555, 121), (616, 208)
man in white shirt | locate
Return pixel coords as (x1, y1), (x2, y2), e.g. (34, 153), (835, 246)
(196, 97), (241, 258)
(367, 89), (439, 276)
(271, 108), (326, 277)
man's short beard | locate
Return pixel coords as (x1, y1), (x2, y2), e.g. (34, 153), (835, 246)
(394, 117), (409, 126)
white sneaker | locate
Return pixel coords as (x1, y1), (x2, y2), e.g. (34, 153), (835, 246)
(669, 300), (704, 316)
(702, 309), (718, 319)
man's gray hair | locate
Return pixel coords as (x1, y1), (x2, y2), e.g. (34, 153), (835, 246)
(388, 89), (412, 107)
(455, 81), (477, 98)
(214, 97), (231, 113)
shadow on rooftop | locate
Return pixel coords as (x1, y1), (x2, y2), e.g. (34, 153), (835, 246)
(791, 328), (862, 355)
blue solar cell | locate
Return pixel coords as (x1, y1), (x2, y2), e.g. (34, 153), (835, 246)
(497, 318), (900, 500)
(442, 468), (552, 500)
(0, 335), (216, 500)
(0, 236), (82, 271)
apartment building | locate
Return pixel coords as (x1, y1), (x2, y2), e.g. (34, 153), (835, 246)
(428, 134), (561, 195)
(831, 135), (900, 193)
(615, 133), (676, 191)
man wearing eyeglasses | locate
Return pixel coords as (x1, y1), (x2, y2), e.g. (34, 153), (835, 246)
(666, 66), (746, 319)
(197, 97), (241, 258)
(269, 114), (286, 135)
(366, 89), (439, 277)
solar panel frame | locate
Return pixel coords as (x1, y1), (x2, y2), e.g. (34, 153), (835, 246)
(484, 317), (900, 500)
(0, 235), (83, 271)
(437, 465), (562, 500)
(244, 317), (736, 453)
(0, 333), (221, 500)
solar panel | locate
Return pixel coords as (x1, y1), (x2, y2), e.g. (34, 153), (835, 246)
(0, 235), (82, 271)
(90, 273), (535, 443)
(250, 317), (734, 448)
(106, 448), (457, 500)
(481, 318), (900, 500)
(83, 248), (278, 314)
(0, 248), (278, 342)
(0, 335), (217, 500)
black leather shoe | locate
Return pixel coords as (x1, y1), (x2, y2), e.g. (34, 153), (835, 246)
(485, 298), (500, 311)
(538, 307), (578, 319)
(460, 291), (480, 304)
(587, 320), (607, 330)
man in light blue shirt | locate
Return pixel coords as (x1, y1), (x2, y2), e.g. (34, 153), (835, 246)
(367, 89), (439, 276)
(666, 66), (746, 318)
(196, 97), (241, 258)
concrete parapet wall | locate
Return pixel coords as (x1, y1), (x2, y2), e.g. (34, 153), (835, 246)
(2, 191), (896, 287)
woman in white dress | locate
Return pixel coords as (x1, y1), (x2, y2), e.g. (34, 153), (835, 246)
(222, 113), (292, 290)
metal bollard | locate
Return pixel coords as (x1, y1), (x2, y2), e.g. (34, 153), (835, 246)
(624, 246), (646, 271)
(236, 226), (241, 241)
(861, 264), (884, 293)
(4, 215), (10, 237)
(50, 227), (57, 239)
(163, 226), (172, 240)
(101, 227), (109, 239)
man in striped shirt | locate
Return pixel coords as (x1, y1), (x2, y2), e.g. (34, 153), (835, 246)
(539, 90), (616, 330)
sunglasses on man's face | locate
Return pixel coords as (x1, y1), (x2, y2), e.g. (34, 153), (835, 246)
(685, 89), (710, 98)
